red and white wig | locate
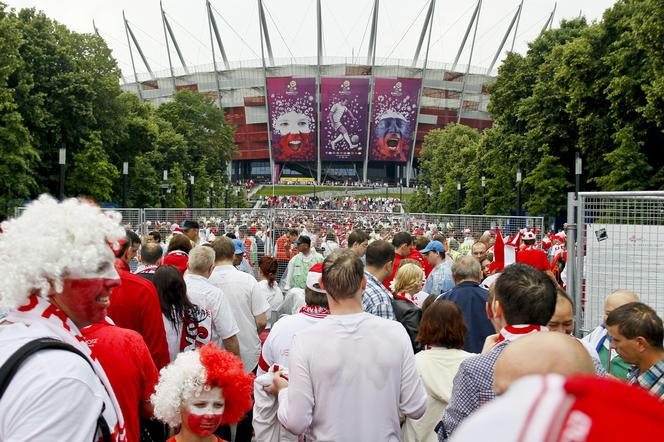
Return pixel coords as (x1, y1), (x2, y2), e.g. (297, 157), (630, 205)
(151, 344), (254, 427)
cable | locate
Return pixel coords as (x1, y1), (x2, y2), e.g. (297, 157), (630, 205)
(321, 0), (357, 56)
(210, 3), (262, 59)
(356, 3), (374, 63)
(262, 1), (296, 59)
(165, 12), (212, 52)
(290, 0), (315, 45)
(429, 1), (477, 49)
(385, 0), (429, 59)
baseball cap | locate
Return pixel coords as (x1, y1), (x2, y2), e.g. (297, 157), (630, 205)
(295, 235), (311, 247)
(420, 240), (445, 254)
(231, 239), (245, 254)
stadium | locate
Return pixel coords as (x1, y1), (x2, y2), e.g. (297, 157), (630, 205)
(116, 0), (545, 185)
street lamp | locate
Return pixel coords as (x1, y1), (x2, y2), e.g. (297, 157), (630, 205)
(122, 161), (129, 207)
(58, 144), (66, 200)
(575, 152), (582, 200)
(189, 175), (195, 208)
(209, 181), (214, 208)
(161, 170), (169, 208)
(516, 167), (522, 216)
(481, 175), (486, 215)
(456, 180), (461, 213)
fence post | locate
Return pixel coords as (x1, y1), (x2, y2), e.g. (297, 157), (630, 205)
(566, 192), (579, 337)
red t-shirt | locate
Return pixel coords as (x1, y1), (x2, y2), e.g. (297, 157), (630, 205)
(382, 247), (433, 290)
(82, 319), (159, 442)
(107, 270), (170, 370)
(516, 246), (551, 272)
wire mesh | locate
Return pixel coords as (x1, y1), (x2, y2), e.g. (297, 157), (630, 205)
(13, 207), (143, 232)
(576, 193), (664, 335)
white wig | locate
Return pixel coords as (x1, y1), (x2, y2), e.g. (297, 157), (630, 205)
(151, 350), (207, 427)
(0, 195), (125, 309)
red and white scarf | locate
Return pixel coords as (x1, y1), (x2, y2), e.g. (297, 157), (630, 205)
(5, 295), (126, 441)
(179, 306), (212, 353)
(393, 292), (417, 304)
(495, 324), (547, 345)
(298, 305), (330, 318)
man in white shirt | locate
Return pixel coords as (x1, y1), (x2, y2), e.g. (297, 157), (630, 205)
(208, 237), (270, 442)
(0, 195), (125, 441)
(253, 262), (330, 442)
(267, 249), (427, 441)
(184, 246), (240, 356)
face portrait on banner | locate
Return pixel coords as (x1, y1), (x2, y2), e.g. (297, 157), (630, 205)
(369, 78), (421, 162)
(267, 77), (317, 162)
(320, 77), (370, 161)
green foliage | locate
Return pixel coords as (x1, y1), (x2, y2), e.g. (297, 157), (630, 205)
(66, 132), (119, 202)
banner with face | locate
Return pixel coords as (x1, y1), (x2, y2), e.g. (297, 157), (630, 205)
(369, 78), (421, 162)
(320, 77), (370, 161)
(267, 77), (318, 162)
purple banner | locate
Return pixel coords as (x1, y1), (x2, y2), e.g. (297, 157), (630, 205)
(369, 78), (421, 162)
(267, 77), (317, 162)
(320, 77), (370, 161)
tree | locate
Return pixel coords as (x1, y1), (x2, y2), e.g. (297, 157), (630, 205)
(0, 5), (39, 214)
(66, 132), (119, 202)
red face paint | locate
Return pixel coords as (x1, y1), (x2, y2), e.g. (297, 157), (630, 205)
(53, 278), (120, 328)
(181, 387), (225, 437)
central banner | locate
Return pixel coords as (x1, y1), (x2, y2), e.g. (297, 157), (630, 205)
(267, 77), (317, 162)
(320, 77), (370, 161)
(369, 78), (421, 162)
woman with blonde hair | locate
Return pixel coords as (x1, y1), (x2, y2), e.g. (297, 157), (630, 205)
(392, 263), (424, 353)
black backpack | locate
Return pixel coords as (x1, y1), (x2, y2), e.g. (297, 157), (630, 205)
(0, 337), (111, 442)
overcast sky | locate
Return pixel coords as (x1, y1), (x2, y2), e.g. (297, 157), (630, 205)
(6, 0), (617, 79)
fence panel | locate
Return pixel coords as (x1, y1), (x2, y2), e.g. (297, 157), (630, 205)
(569, 192), (664, 336)
(14, 207), (143, 232)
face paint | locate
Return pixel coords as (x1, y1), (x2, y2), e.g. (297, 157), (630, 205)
(181, 387), (225, 437)
(51, 277), (121, 328)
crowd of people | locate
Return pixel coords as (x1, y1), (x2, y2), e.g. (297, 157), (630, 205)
(255, 195), (404, 212)
(1, 195), (663, 442)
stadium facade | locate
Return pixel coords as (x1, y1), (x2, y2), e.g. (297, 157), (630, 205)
(119, 0), (503, 185)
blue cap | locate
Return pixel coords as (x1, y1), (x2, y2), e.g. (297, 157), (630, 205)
(420, 240), (445, 254)
(232, 239), (245, 254)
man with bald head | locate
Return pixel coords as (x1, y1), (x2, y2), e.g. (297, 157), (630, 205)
(493, 332), (595, 395)
(583, 289), (639, 379)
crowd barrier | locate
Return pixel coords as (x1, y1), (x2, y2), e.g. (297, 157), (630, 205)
(566, 191), (664, 336)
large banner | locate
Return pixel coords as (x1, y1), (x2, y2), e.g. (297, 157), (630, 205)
(369, 78), (421, 162)
(320, 77), (370, 161)
(267, 77), (317, 162)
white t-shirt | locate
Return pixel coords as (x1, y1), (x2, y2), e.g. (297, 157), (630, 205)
(0, 322), (112, 441)
(277, 312), (427, 441)
(257, 279), (284, 328)
(258, 312), (323, 376)
(209, 264), (270, 372)
(184, 274), (240, 342)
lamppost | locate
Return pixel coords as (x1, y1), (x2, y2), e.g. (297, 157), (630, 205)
(456, 180), (461, 214)
(122, 161), (129, 207)
(236, 188), (241, 208)
(209, 181), (214, 208)
(224, 185), (229, 208)
(189, 175), (195, 208)
(58, 144), (66, 200)
(516, 167), (522, 216)
(575, 152), (582, 224)
(481, 175), (486, 215)
(161, 170), (169, 208)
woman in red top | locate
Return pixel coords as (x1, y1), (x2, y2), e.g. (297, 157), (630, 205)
(151, 344), (254, 442)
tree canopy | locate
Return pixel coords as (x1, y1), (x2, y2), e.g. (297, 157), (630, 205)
(0, 4), (237, 214)
(410, 0), (663, 221)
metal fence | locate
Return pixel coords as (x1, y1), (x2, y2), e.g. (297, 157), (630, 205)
(566, 192), (664, 336)
(13, 205), (543, 285)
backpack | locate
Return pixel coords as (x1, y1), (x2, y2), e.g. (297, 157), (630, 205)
(0, 337), (111, 442)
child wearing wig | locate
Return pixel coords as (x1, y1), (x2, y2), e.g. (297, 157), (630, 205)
(151, 344), (254, 441)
